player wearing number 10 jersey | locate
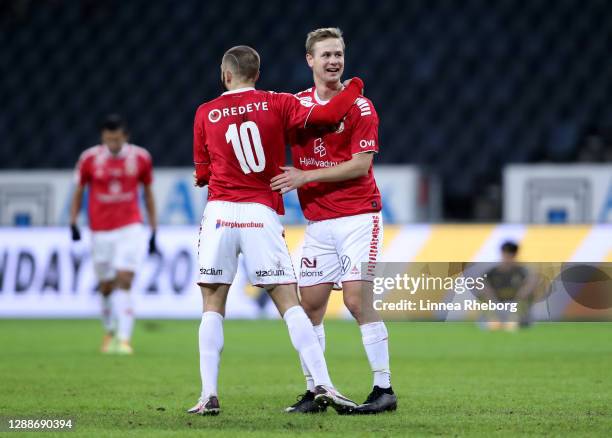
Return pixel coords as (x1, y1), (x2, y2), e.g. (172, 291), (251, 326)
(194, 66), (362, 218)
(187, 45), (363, 416)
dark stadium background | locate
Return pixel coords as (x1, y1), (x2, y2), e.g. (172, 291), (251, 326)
(2, 0), (611, 219)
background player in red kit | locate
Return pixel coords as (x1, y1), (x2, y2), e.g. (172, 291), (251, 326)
(188, 45), (364, 415)
(271, 28), (396, 414)
(70, 115), (157, 355)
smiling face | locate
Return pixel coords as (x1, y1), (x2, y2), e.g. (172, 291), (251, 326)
(307, 38), (345, 86)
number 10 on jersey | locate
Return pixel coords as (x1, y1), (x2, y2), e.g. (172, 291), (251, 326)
(225, 122), (266, 174)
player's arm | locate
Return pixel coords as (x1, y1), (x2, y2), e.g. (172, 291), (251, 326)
(516, 267), (538, 301)
(69, 184), (85, 240)
(143, 183), (159, 254)
(69, 153), (91, 241)
(305, 77), (364, 126)
(135, 148), (158, 254)
(481, 282), (500, 302)
(193, 106), (210, 187)
(278, 78), (364, 130)
(272, 100), (379, 193)
(271, 153), (373, 193)
(481, 268), (505, 302)
(143, 184), (157, 231)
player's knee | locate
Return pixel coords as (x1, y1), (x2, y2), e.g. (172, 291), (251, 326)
(343, 294), (363, 321)
(115, 271), (134, 290)
(299, 298), (316, 314)
(115, 279), (132, 290)
(99, 281), (114, 295)
(299, 300), (324, 324)
(200, 283), (230, 314)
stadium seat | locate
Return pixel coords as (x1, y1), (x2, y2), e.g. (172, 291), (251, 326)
(1, 0), (610, 218)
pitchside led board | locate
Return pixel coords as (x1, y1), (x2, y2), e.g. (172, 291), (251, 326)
(0, 225), (611, 319)
(504, 165), (612, 223)
(0, 166), (439, 226)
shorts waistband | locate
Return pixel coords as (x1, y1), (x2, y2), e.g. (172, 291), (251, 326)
(307, 211), (381, 225)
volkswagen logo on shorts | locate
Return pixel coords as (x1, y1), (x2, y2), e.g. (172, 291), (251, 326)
(340, 255), (351, 274)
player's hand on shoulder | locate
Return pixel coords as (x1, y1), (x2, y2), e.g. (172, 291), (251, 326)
(270, 166), (308, 194)
(70, 224), (81, 241)
(343, 77), (364, 95)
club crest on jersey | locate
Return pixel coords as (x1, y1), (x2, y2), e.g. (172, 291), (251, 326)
(314, 138), (326, 157)
(94, 151), (107, 168)
(125, 155), (138, 175)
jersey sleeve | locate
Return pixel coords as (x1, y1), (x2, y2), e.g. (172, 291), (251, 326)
(193, 106), (211, 184)
(139, 150), (153, 185)
(306, 78), (363, 126)
(74, 152), (92, 186)
(272, 92), (317, 131)
(349, 99), (379, 155)
(274, 77), (363, 130)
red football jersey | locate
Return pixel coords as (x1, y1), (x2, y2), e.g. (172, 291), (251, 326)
(291, 87), (382, 221)
(193, 87), (355, 215)
(75, 144), (153, 231)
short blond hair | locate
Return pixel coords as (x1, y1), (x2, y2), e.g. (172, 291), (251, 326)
(222, 45), (260, 81)
(305, 27), (345, 55)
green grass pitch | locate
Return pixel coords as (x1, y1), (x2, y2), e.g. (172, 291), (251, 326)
(0, 319), (611, 437)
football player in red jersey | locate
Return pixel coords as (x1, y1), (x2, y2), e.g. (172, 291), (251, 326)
(271, 28), (396, 414)
(70, 115), (158, 355)
(187, 45), (364, 415)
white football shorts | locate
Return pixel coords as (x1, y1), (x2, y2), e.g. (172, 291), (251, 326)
(197, 201), (297, 287)
(298, 212), (383, 287)
(91, 222), (146, 281)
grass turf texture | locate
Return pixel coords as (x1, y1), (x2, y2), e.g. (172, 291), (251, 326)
(0, 320), (611, 437)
